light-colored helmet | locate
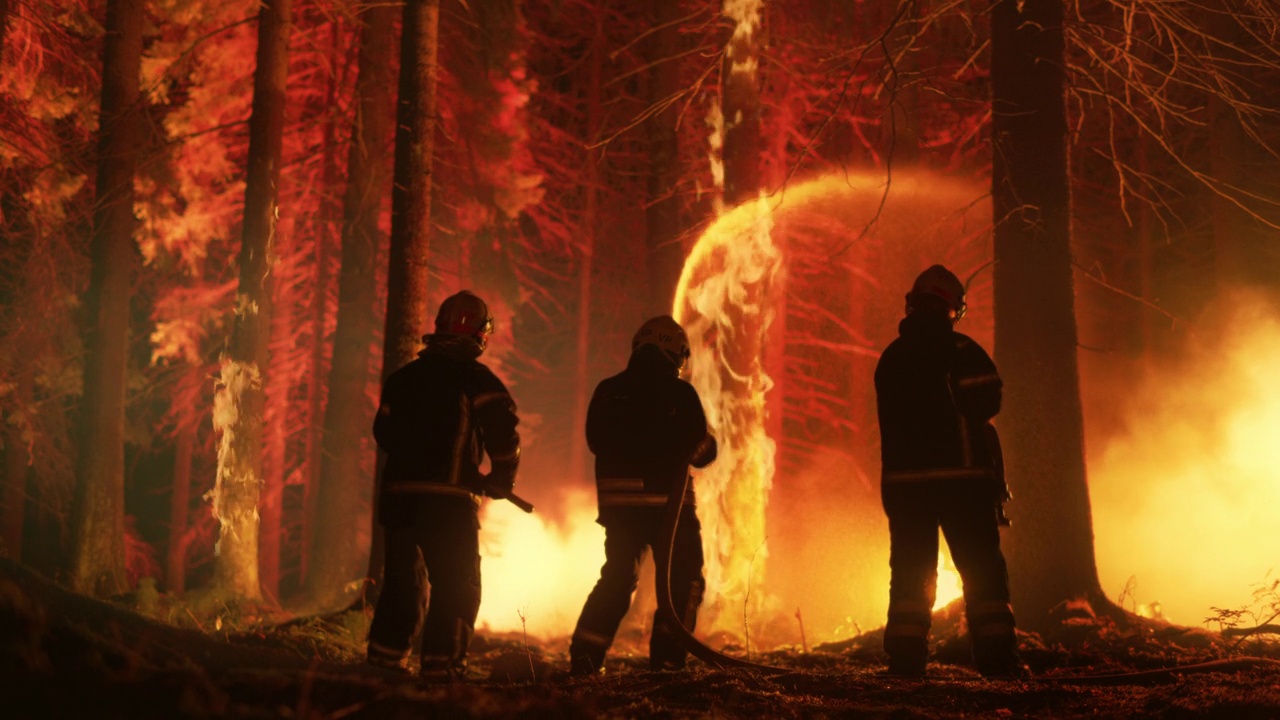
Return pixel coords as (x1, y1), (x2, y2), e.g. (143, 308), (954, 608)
(631, 315), (691, 371)
(434, 290), (495, 350)
(907, 264), (967, 320)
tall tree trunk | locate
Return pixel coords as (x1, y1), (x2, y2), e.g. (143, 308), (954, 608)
(569, 13), (602, 489)
(307, 0), (396, 610)
(364, 0), (440, 601)
(68, 0), (143, 598)
(645, 0), (686, 313)
(166, 424), (194, 593)
(299, 21), (343, 587)
(991, 0), (1104, 630)
(210, 0), (292, 602)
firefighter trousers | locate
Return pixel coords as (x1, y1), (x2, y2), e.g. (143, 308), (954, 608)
(570, 507), (706, 673)
(882, 482), (1019, 675)
(366, 501), (481, 672)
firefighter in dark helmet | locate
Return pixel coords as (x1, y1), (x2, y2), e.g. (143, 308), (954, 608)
(366, 290), (521, 680)
(874, 265), (1025, 678)
(569, 315), (717, 676)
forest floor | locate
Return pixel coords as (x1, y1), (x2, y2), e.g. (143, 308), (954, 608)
(3, 559), (1280, 719)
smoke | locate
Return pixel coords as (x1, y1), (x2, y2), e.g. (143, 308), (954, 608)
(1088, 289), (1280, 625)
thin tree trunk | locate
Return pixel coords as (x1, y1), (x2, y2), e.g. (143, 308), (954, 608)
(68, 0), (143, 598)
(299, 20), (343, 587)
(308, 0), (396, 609)
(361, 0), (440, 604)
(166, 424), (194, 593)
(569, 12), (602, 489)
(645, 0), (685, 313)
(991, 0), (1105, 631)
(210, 0), (292, 602)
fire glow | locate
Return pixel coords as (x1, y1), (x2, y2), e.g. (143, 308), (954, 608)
(472, 174), (1279, 646)
(1089, 293), (1280, 627)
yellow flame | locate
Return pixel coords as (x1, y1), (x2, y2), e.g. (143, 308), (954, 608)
(475, 489), (604, 638)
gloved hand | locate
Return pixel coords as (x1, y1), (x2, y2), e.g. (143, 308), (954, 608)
(481, 472), (515, 499)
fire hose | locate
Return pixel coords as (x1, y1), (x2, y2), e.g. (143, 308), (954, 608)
(653, 471), (787, 674)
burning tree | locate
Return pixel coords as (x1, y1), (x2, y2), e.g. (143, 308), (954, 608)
(208, 0), (293, 602)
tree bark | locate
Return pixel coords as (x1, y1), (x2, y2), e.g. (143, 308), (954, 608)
(166, 424), (194, 593)
(364, 0), (440, 601)
(306, 0), (396, 610)
(382, 0), (439, 377)
(991, 0), (1105, 630)
(298, 20), (343, 588)
(210, 0), (292, 602)
(68, 0), (143, 598)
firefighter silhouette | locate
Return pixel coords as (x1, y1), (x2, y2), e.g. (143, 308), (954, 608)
(874, 265), (1026, 678)
(365, 290), (521, 680)
(569, 315), (717, 675)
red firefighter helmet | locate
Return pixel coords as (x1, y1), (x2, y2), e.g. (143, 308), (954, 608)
(434, 290), (495, 350)
(907, 264), (967, 321)
(631, 315), (691, 371)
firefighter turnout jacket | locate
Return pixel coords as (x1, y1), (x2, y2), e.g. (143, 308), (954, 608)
(875, 312), (1001, 491)
(374, 335), (520, 518)
(586, 345), (716, 520)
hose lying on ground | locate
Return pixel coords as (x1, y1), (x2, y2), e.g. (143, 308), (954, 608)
(653, 472), (787, 674)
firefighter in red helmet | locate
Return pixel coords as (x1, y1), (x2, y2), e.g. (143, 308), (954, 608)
(569, 315), (717, 676)
(874, 265), (1026, 678)
(366, 290), (521, 680)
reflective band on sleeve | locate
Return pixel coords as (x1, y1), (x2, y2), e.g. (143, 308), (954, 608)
(449, 392), (473, 486)
(385, 484), (477, 498)
(598, 490), (696, 507)
(883, 467), (989, 483)
(956, 373), (1000, 388)
(472, 391), (512, 409)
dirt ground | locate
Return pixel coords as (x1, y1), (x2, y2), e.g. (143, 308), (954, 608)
(3, 560), (1279, 719)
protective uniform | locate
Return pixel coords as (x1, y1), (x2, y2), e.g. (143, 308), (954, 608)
(569, 316), (717, 675)
(366, 291), (520, 678)
(874, 265), (1022, 678)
